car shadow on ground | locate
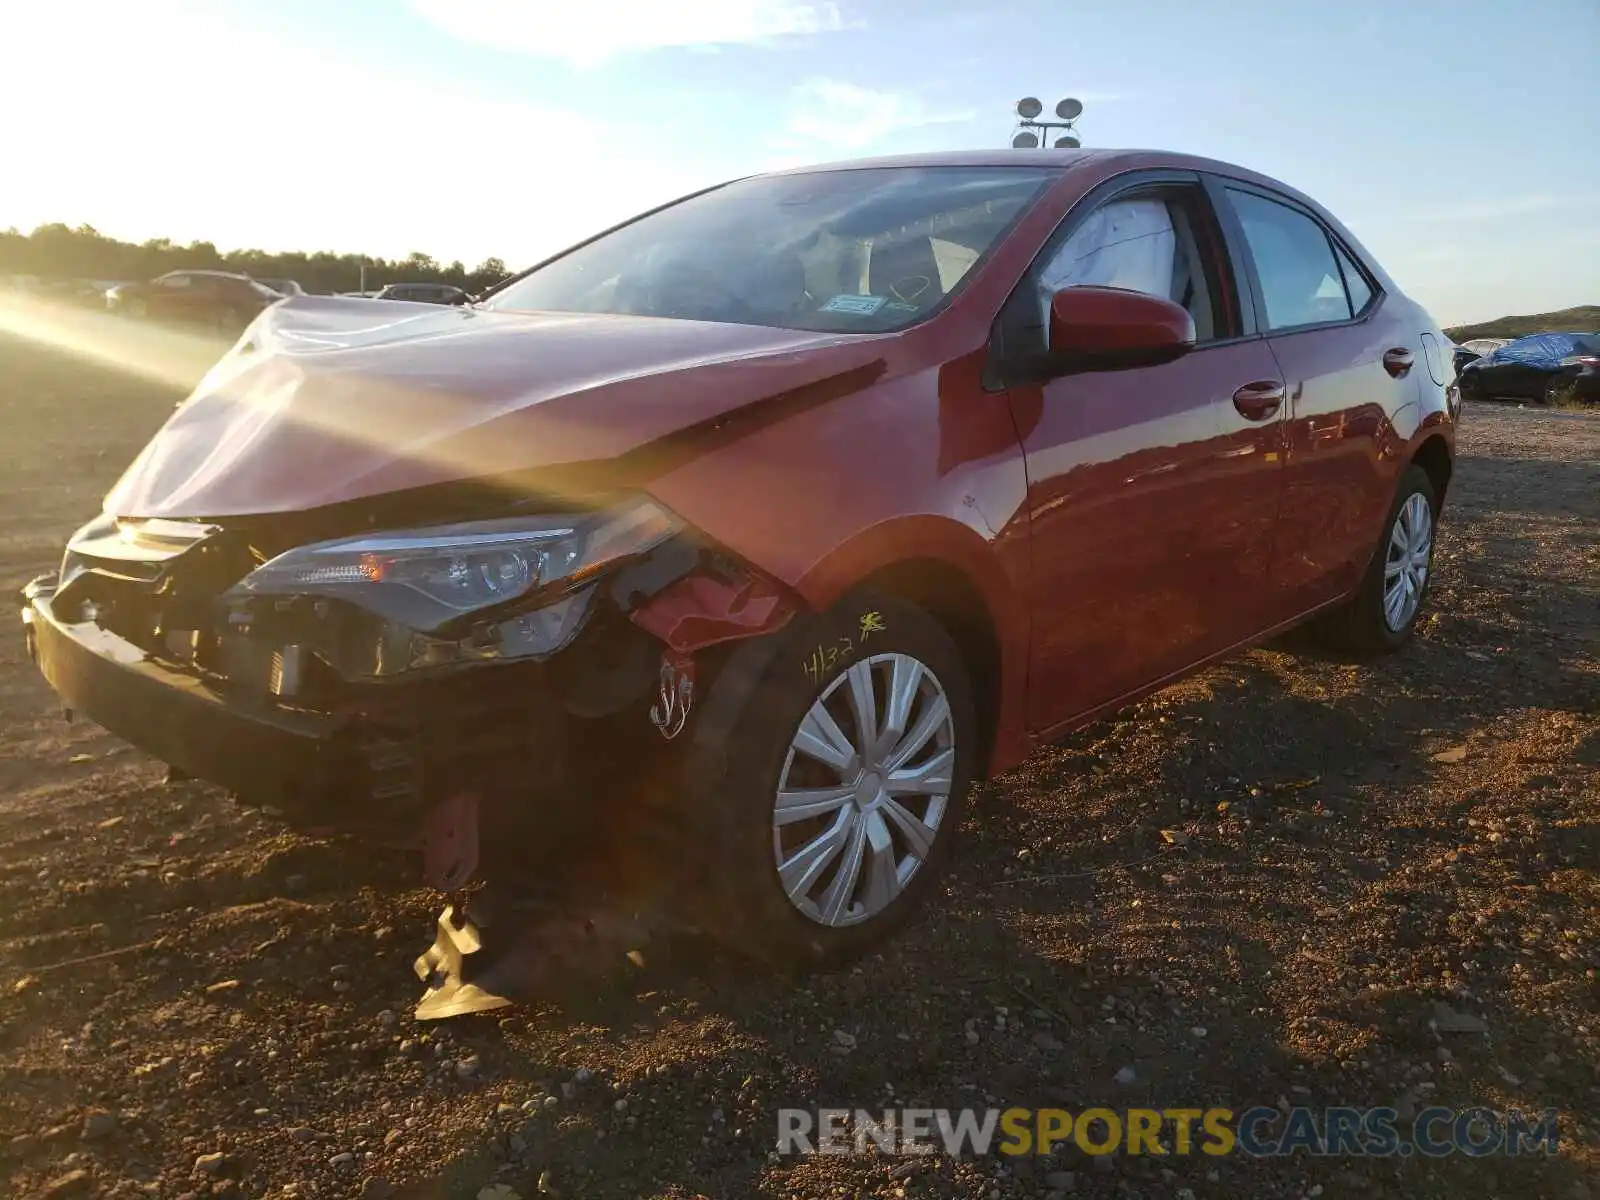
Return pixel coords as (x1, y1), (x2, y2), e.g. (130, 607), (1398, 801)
(376, 625), (1593, 1197)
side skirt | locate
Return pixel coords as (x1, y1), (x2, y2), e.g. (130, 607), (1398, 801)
(1028, 590), (1358, 753)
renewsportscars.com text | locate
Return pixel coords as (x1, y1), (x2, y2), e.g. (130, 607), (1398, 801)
(776, 1106), (1561, 1159)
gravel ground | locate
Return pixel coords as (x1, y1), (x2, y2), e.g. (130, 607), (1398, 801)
(0, 331), (1595, 1200)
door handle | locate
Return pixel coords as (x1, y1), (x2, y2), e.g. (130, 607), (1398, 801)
(1232, 380), (1285, 421)
(1383, 347), (1415, 378)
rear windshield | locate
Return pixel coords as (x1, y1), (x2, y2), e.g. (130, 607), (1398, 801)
(482, 166), (1057, 333)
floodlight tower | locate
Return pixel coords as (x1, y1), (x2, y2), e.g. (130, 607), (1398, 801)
(1011, 96), (1084, 149)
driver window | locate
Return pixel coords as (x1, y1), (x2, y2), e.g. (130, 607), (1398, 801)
(1039, 197), (1174, 311)
(1035, 192), (1217, 346)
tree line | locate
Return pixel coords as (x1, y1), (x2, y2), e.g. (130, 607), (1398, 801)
(0, 223), (513, 295)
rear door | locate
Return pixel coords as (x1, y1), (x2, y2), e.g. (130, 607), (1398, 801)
(1217, 183), (1417, 619)
(181, 274), (220, 323)
(148, 272), (194, 319)
(996, 173), (1289, 734)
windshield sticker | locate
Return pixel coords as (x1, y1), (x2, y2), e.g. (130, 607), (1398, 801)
(819, 293), (887, 316)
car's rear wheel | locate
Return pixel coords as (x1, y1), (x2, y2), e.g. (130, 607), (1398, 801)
(671, 590), (977, 968)
(1541, 377), (1564, 405)
(1313, 464), (1439, 655)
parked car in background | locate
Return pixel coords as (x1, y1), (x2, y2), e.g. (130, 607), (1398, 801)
(1451, 336), (1509, 377)
(106, 270), (284, 329)
(1458, 332), (1600, 404)
(22, 149), (1457, 1012)
(373, 281), (469, 305)
(256, 278), (306, 297)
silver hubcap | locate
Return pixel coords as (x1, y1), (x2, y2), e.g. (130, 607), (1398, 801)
(772, 653), (955, 928)
(1383, 492), (1433, 631)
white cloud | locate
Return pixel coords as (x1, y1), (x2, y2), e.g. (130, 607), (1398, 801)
(410, 0), (849, 66)
(780, 78), (975, 152)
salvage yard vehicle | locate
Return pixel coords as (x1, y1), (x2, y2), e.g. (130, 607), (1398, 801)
(373, 281), (470, 305)
(1457, 331), (1600, 405)
(106, 269), (284, 330)
(20, 149), (1458, 1016)
(255, 277), (307, 298)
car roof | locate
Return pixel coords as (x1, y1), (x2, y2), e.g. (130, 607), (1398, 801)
(767, 147), (1258, 176)
(766, 148), (1100, 174)
(162, 269), (253, 281)
(763, 147), (1306, 202)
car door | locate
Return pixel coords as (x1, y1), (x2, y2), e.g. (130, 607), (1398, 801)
(1218, 183), (1419, 619)
(147, 272), (194, 319)
(177, 274), (218, 323)
(993, 174), (1288, 735)
(220, 277), (266, 323)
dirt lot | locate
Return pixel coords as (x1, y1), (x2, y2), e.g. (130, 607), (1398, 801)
(0, 330), (1595, 1200)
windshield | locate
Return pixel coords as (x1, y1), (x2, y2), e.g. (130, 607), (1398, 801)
(482, 166), (1057, 333)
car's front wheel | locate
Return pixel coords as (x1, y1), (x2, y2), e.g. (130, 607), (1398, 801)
(1314, 464), (1439, 654)
(673, 590), (977, 968)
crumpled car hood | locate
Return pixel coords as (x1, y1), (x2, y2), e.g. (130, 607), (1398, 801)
(105, 296), (883, 519)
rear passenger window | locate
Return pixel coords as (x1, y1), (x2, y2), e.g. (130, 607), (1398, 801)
(1227, 188), (1350, 330)
(1334, 242), (1373, 315)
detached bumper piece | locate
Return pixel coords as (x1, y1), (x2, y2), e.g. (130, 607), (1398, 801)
(412, 888), (660, 1020)
(414, 904), (510, 1020)
(25, 586), (337, 801)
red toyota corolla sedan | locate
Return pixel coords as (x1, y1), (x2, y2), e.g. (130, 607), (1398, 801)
(21, 149), (1458, 1013)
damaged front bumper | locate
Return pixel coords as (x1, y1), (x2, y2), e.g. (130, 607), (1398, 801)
(20, 509), (802, 1017)
(25, 579), (338, 800)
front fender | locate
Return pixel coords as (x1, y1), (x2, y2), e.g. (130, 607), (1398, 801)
(792, 516), (1033, 777)
(645, 364), (1035, 777)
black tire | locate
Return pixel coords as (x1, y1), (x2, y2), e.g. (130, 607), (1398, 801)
(1313, 464), (1439, 656)
(668, 589), (978, 969)
(1541, 377), (1564, 406)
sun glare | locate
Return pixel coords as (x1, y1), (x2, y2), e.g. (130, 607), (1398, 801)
(0, 292), (231, 394)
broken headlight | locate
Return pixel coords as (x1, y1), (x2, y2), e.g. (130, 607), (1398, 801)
(227, 498), (680, 635)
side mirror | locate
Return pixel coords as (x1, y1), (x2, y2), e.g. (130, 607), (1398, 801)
(1047, 285), (1196, 369)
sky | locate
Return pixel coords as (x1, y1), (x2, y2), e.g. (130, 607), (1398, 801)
(3, 0), (1596, 325)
